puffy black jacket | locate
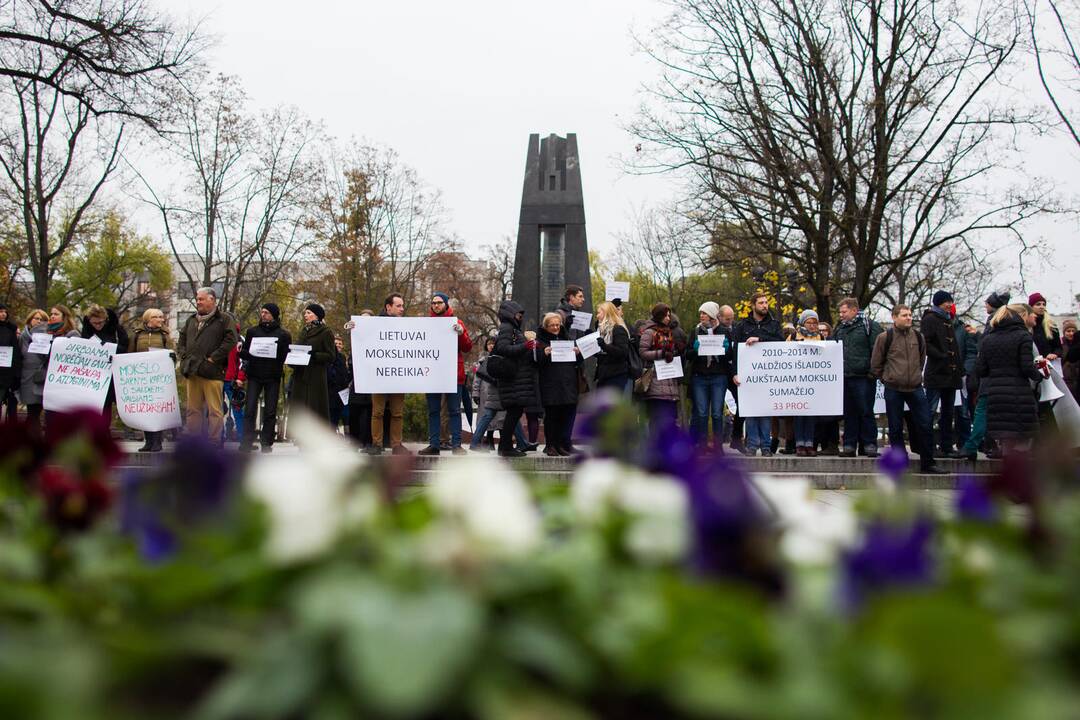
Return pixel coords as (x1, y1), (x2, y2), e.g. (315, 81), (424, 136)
(921, 307), (962, 389)
(834, 313), (884, 378)
(494, 300), (539, 408)
(975, 314), (1042, 438)
(239, 321), (292, 382)
(595, 324), (630, 383)
(536, 326), (580, 406)
(0, 319), (21, 387)
(80, 309), (129, 354)
(686, 322), (734, 377)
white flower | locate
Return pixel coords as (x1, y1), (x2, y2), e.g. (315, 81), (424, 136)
(753, 474), (857, 565)
(570, 458), (623, 521)
(428, 455), (541, 557)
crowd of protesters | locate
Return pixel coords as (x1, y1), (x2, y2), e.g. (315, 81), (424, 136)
(1, 282), (1077, 467)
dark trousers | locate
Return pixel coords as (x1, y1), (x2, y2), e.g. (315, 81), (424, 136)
(427, 392), (462, 448)
(244, 377), (281, 447)
(543, 404), (576, 450)
(597, 373), (629, 393)
(843, 377), (877, 450)
(500, 405), (525, 451)
(884, 386), (935, 468)
(729, 384), (744, 445)
(26, 402), (43, 429)
(925, 386), (957, 452)
(526, 411), (541, 443)
(349, 402), (373, 446)
(646, 398), (677, 430)
(0, 381), (16, 420)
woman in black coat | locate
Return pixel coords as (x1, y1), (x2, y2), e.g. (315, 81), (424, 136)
(494, 300), (537, 457)
(289, 304), (335, 422)
(0, 302), (21, 420)
(536, 312), (581, 456)
(594, 301), (631, 392)
(975, 305), (1043, 450)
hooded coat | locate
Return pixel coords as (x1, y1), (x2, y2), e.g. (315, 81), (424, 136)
(921, 307), (962, 389)
(289, 321), (335, 420)
(494, 300), (539, 408)
(975, 313), (1042, 439)
(536, 325), (581, 406)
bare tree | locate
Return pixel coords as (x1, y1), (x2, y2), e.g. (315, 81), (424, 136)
(612, 203), (708, 309)
(1029, 0), (1080, 148)
(632, 0), (1043, 323)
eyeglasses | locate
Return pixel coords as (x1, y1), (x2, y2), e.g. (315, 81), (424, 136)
(431, 300), (445, 305)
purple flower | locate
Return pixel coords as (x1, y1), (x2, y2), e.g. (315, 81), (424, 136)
(955, 476), (996, 522)
(840, 516), (935, 611)
(876, 446), (909, 484)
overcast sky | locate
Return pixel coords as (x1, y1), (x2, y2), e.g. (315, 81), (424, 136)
(172, 0), (1080, 313)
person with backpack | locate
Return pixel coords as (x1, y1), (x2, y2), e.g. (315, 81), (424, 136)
(871, 305), (943, 474)
(834, 297), (884, 457)
(921, 291), (964, 458)
(594, 301), (632, 392)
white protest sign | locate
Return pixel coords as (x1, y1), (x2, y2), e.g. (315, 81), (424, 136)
(576, 331), (601, 359)
(285, 344), (311, 366)
(338, 388), (350, 405)
(655, 355), (684, 380)
(42, 337), (113, 412)
(1051, 358), (1063, 377)
(874, 380), (886, 415)
(0, 346), (11, 368)
(28, 333), (53, 354)
(249, 336), (278, 359)
(570, 311), (592, 332)
(350, 316), (458, 393)
(725, 390), (738, 414)
(550, 340), (576, 362)
(1047, 364), (1080, 447)
(736, 341), (843, 417)
(605, 281), (630, 302)
(697, 334), (726, 356)
(112, 351), (181, 431)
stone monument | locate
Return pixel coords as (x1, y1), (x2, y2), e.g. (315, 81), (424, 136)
(511, 133), (591, 327)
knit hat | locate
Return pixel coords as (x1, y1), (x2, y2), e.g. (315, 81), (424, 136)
(432, 292), (450, 306)
(611, 298), (623, 308)
(798, 309), (819, 325)
(932, 290), (954, 307)
(698, 301), (719, 321)
(1028, 292), (1047, 306)
(261, 302), (280, 320)
(305, 303), (325, 321)
(985, 291), (1010, 310)
(1063, 319), (1077, 332)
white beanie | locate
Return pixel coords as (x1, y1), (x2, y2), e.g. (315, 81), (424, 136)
(699, 301), (720, 320)
(798, 309), (819, 325)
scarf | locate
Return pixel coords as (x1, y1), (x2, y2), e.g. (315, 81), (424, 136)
(195, 309), (215, 331)
(840, 311), (872, 336)
(47, 321), (63, 334)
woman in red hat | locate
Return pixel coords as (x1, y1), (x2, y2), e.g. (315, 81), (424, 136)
(1027, 292), (1061, 361)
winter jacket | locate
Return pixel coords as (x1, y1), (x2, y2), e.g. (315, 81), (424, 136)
(129, 326), (172, 354)
(494, 300), (539, 408)
(536, 326), (580, 407)
(80, 309), (129, 355)
(177, 308), (238, 381)
(871, 326), (927, 392)
(955, 323), (979, 376)
(239, 321), (292, 382)
(19, 325), (80, 404)
(0, 318), (22, 389)
(347, 356), (371, 406)
(555, 298), (589, 341)
(975, 314), (1042, 439)
(1063, 337), (1079, 398)
(430, 305), (472, 385)
(473, 355), (502, 411)
(639, 319), (680, 401)
(920, 307), (962, 389)
(687, 322), (734, 377)
(834, 313), (884, 378)
(327, 351), (351, 394)
(225, 335), (247, 383)
(289, 321), (335, 420)
(595, 324), (630, 383)
(1032, 319), (1062, 358)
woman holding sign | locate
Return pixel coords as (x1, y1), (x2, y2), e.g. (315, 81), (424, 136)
(127, 308), (174, 451)
(20, 306), (79, 430)
(289, 304), (335, 422)
(639, 303), (682, 428)
(536, 312), (581, 456)
(0, 302), (21, 421)
(976, 303), (1044, 452)
(594, 301), (631, 392)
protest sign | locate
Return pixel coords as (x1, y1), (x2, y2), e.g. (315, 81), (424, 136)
(0, 346), (11, 368)
(605, 281), (630, 302)
(576, 331), (601, 359)
(874, 380), (886, 414)
(338, 388), (350, 405)
(249, 337), (278, 359)
(655, 356), (684, 380)
(42, 337), (113, 412)
(350, 316), (458, 393)
(285, 345), (311, 366)
(28, 334), (53, 354)
(570, 311), (592, 331)
(550, 340), (576, 362)
(725, 390), (738, 415)
(697, 335), (726, 356)
(112, 350), (181, 431)
(736, 341), (843, 417)
(1047, 364), (1080, 447)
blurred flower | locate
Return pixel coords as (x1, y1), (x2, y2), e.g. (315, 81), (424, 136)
(876, 446), (909, 489)
(45, 409), (124, 468)
(37, 466), (112, 532)
(642, 415), (697, 482)
(840, 516), (935, 611)
(428, 455), (541, 558)
(754, 475), (857, 565)
(0, 417), (49, 482)
(570, 458), (622, 522)
(955, 476), (997, 522)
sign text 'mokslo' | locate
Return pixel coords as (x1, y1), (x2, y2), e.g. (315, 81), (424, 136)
(350, 316), (459, 394)
(735, 341), (844, 417)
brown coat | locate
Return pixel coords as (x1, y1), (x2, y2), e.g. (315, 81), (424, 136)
(871, 326), (926, 392)
(129, 326), (173, 353)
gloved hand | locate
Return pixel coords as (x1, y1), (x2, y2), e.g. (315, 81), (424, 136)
(663, 350), (674, 363)
(597, 337), (608, 350)
(524, 339), (538, 351)
(1035, 357), (1050, 378)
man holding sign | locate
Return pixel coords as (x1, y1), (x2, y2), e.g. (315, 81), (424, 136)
(238, 303), (291, 453)
(418, 292), (472, 456)
(732, 293), (784, 455)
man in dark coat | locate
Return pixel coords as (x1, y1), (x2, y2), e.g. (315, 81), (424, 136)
(921, 290), (964, 457)
(238, 302), (291, 453)
(834, 297), (884, 457)
(178, 288), (238, 443)
(0, 302), (21, 420)
(494, 300), (538, 457)
(732, 292), (785, 455)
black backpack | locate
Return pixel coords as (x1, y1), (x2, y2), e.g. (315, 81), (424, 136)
(627, 329), (645, 380)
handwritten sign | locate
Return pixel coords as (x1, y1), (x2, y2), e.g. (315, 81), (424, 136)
(350, 316), (458, 393)
(736, 341), (843, 417)
(576, 331), (601, 359)
(338, 388), (350, 405)
(0, 346), (12, 368)
(249, 336), (278, 359)
(42, 337), (113, 412)
(550, 340), (576, 362)
(112, 351), (181, 431)
(570, 311), (592, 332)
(655, 356), (684, 380)
(285, 344), (311, 366)
(697, 334), (727, 356)
(28, 333), (53, 354)
(874, 380), (887, 414)
(605, 281), (630, 303)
